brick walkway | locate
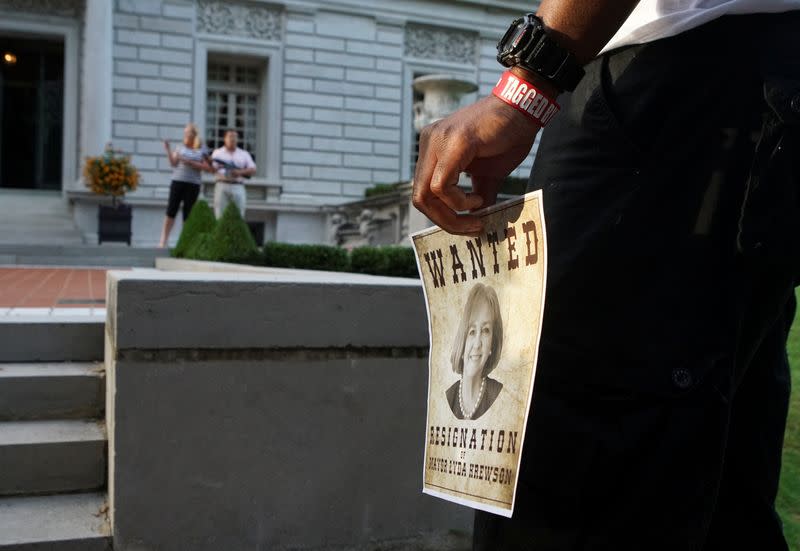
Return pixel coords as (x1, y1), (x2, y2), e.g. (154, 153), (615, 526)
(0, 268), (112, 313)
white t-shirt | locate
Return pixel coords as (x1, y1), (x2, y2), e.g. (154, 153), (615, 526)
(602, 0), (800, 53)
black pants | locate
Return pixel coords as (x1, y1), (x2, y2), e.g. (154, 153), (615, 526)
(474, 13), (800, 550)
(166, 180), (201, 220)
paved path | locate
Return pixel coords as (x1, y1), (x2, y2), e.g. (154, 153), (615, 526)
(0, 268), (113, 316)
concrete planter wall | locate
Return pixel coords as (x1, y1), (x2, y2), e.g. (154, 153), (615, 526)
(105, 269), (471, 550)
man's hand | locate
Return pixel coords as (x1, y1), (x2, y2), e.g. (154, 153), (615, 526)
(231, 168), (255, 178)
(412, 95), (541, 235)
(411, 0), (641, 236)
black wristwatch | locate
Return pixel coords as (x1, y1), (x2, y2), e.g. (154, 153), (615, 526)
(497, 14), (585, 93)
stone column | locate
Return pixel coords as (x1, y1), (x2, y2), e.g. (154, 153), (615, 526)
(79, 0), (113, 176)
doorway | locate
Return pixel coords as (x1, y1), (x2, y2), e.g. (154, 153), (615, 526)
(0, 36), (64, 190)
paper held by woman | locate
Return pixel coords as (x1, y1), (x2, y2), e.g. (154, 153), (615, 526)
(411, 190), (547, 518)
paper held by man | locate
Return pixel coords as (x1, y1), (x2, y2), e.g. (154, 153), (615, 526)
(411, 190), (547, 518)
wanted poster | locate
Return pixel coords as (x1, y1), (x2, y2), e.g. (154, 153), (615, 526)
(412, 190), (547, 518)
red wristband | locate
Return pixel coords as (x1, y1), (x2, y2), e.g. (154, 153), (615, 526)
(492, 70), (560, 127)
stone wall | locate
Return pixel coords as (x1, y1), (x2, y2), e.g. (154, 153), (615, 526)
(105, 269), (473, 550)
(281, 8), (405, 202)
(110, 0), (196, 197)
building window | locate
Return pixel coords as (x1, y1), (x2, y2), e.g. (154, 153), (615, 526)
(206, 58), (261, 159)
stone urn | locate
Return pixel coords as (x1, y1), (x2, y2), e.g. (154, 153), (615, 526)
(412, 74), (478, 132)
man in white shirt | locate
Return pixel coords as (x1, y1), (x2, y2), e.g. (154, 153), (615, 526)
(413, 1), (799, 548)
(211, 129), (256, 219)
(603, 0), (800, 53)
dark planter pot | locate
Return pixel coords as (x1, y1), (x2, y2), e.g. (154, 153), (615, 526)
(98, 202), (132, 245)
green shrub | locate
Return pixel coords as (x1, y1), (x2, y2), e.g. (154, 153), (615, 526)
(263, 242), (349, 272)
(364, 182), (403, 198)
(350, 246), (419, 278)
(172, 200), (216, 258)
(194, 203), (260, 264)
(184, 232), (419, 277)
(185, 232), (212, 260)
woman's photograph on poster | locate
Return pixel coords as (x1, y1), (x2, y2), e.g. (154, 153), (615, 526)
(446, 283), (504, 421)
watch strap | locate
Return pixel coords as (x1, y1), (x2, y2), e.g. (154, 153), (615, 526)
(521, 31), (584, 92)
(497, 14), (585, 93)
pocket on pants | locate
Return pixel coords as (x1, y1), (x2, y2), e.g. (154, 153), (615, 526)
(737, 78), (800, 263)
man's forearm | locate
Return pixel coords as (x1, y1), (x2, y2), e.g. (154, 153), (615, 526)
(410, 0), (642, 235)
(230, 167), (256, 178)
(511, 1), (640, 99)
(537, 0), (640, 65)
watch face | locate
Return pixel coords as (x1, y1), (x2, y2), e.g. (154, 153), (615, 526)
(497, 17), (535, 67)
(498, 13), (585, 92)
(509, 25), (528, 53)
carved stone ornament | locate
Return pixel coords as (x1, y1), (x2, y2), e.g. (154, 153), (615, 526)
(404, 24), (477, 65)
(197, 0), (282, 41)
(412, 74), (478, 132)
(0, 0), (82, 17)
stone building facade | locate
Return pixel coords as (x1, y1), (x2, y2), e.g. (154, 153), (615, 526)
(0, 0), (536, 246)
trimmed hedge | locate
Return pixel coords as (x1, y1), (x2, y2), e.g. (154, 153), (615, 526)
(350, 246), (418, 278)
(193, 203), (260, 264)
(263, 242), (349, 272)
(186, 232), (213, 260)
(364, 182), (401, 198)
(172, 200), (216, 258)
(177, 214), (420, 277)
(261, 243), (419, 278)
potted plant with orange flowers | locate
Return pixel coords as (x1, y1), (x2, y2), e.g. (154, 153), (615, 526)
(83, 144), (139, 245)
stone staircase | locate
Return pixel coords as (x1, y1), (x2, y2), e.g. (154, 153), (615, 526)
(0, 190), (84, 246)
(0, 244), (167, 268)
(0, 190), (169, 268)
(0, 315), (110, 550)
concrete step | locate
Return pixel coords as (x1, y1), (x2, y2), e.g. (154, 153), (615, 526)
(0, 245), (167, 267)
(0, 318), (104, 362)
(0, 243), (155, 256)
(0, 256), (155, 267)
(0, 420), (106, 496)
(0, 191), (85, 247)
(0, 363), (104, 421)
(0, 235), (85, 248)
(0, 223), (81, 232)
(0, 245), (164, 257)
(0, 492), (110, 550)
(0, 239), (86, 248)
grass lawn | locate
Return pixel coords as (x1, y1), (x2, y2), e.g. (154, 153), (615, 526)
(778, 289), (800, 550)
